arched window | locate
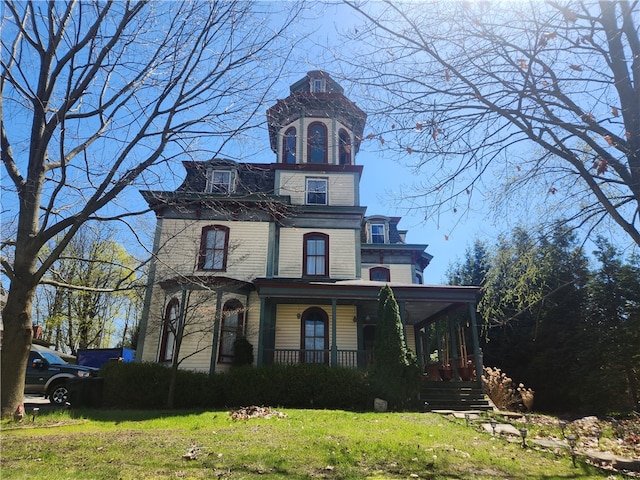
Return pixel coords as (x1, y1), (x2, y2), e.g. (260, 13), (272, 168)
(303, 232), (329, 276)
(159, 298), (179, 363)
(370, 267), (391, 282)
(339, 129), (352, 165)
(218, 299), (245, 363)
(307, 122), (327, 163)
(198, 225), (229, 271)
(283, 127), (296, 164)
(300, 307), (328, 364)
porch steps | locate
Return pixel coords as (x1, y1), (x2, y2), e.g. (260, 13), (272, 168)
(420, 381), (492, 411)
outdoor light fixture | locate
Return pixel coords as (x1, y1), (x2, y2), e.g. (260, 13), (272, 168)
(595, 428), (602, 443)
(31, 407), (40, 422)
(490, 417), (497, 436)
(519, 427), (528, 448)
(559, 420), (567, 437)
(465, 413), (470, 427)
(567, 434), (577, 467)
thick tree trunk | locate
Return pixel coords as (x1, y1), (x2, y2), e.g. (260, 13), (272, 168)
(1, 282), (37, 418)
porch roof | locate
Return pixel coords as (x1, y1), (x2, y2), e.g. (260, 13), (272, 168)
(254, 278), (480, 326)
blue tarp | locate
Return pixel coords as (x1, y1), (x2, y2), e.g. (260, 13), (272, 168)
(77, 348), (135, 368)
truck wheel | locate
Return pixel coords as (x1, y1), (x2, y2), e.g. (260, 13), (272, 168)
(48, 382), (69, 405)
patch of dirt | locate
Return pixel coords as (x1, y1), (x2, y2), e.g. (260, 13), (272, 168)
(229, 406), (288, 420)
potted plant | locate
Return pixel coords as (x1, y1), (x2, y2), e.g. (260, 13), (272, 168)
(456, 325), (474, 381)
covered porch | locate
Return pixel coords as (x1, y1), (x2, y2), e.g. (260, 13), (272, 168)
(253, 279), (483, 382)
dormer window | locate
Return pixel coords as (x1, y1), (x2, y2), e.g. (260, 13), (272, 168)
(311, 78), (326, 93)
(370, 224), (385, 244)
(207, 170), (233, 193)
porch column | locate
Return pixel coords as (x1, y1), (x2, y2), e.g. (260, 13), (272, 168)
(209, 290), (223, 375)
(256, 296), (267, 367)
(414, 325), (424, 371)
(331, 299), (337, 366)
(469, 303), (483, 382)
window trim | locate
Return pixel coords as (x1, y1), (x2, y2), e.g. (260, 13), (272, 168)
(300, 307), (329, 364)
(283, 127), (296, 164)
(198, 225), (230, 271)
(306, 177), (328, 205)
(370, 266), (391, 282)
(311, 78), (326, 93)
(369, 223), (386, 244)
(303, 232), (329, 277)
(307, 122), (328, 164)
(218, 299), (245, 364)
(207, 170), (233, 194)
(159, 298), (179, 363)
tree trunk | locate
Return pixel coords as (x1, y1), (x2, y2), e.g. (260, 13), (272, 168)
(1, 282), (37, 418)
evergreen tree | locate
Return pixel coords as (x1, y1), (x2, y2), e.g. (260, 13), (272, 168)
(371, 285), (420, 410)
(582, 239), (640, 411)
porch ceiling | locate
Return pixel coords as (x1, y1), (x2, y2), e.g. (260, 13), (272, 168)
(254, 278), (479, 326)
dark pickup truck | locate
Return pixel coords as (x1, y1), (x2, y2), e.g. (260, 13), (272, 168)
(25, 344), (97, 405)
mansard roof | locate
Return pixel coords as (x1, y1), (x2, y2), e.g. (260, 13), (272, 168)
(176, 159), (274, 195)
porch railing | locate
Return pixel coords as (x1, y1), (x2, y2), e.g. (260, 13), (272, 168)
(263, 349), (373, 369)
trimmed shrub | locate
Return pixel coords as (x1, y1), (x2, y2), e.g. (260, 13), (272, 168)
(100, 361), (372, 411)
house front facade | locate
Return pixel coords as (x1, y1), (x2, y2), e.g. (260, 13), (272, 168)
(137, 71), (482, 380)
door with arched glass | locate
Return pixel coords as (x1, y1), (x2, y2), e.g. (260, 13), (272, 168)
(300, 307), (328, 364)
(218, 299), (244, 364)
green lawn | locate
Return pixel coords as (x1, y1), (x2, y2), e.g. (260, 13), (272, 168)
(1, 408), (616, 479)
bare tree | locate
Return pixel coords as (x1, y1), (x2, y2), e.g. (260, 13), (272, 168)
(342, 0), (640, 246)
(0, 0), (301, 417)
(33, 224), (142, 354)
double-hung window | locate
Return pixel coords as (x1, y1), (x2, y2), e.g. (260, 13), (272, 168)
(208, 170), (232, 193)
(306, 178), (327, 205)
(311, 78), (326, 93)
(370, 224), (385, 244)
(304, 232), (329, 276)
(199, 225), (229, 271)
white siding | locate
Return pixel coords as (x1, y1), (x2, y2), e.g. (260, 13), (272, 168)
(361, 264), (414, 284)
(155, 219), (270, 282)
(277, 171), (356, 206)
(278, 228), (356, 278)
(274, 304), (358, 350)
(389, 264), (414, 284)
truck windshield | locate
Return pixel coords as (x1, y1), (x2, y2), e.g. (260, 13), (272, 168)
(39, 351), (67, 365)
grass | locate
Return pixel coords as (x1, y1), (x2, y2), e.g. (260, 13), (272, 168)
(1, 408), (620, 479)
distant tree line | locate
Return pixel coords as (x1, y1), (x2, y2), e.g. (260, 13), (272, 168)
(448, 227), (639, 413)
